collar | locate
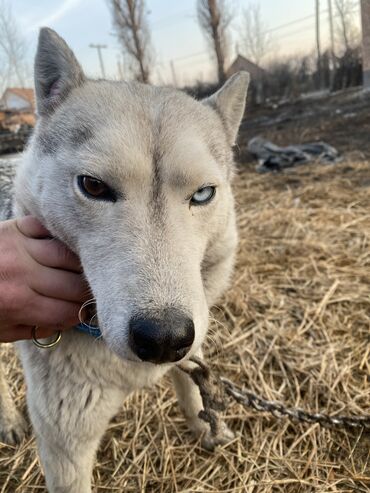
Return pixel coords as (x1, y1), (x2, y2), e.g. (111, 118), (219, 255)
(75, 323), (102, 338)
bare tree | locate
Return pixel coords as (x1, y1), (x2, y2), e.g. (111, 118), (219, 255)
(241, 2), (272, 67)
(334, 0), (360, 53)
(0, 0), (29, 93)
(197, 0), (231, 84)
(108, 0), (153, 83)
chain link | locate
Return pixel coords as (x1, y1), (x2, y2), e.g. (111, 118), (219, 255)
(182, 357), (370, 431)
(220, 377), (370, 430)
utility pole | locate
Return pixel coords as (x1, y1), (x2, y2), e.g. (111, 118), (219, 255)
(327, 0), (336, 90)
(315, 0), (322, 89)
(170, 60), (178, 87)
(117, 56), (124, 80)
(89, 43), (107, 78)
(361, 0), (370, 88)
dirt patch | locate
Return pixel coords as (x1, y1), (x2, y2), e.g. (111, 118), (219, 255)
(238, 88), (370, 165)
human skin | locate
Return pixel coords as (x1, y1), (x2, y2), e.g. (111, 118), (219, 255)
(0, 216), (88, 343)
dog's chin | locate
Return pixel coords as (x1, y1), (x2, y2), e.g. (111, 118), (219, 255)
(102, 341), (164, 367)
(106, 343), (143, 365)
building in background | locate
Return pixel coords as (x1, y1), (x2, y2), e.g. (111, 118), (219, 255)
(226, 54), (265, 81)
(227, 54), (265, 103)
(0, 87), (35, 154)
(0, 88), (35, 112)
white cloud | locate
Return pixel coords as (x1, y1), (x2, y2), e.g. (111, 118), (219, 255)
(27, 0), (84, 32)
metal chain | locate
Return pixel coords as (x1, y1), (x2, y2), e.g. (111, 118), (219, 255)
(182, 357), (370, 431)
(220, 377), (370, 430)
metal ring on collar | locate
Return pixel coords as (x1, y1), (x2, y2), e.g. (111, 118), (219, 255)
(31, 326), (62, 349)
(78, 304), (87, 325)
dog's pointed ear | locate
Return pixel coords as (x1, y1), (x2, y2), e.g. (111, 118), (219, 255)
(35, 27), (85, 116)
(204, 72), (250, 146)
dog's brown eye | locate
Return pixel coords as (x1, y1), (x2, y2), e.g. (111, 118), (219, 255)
(77, 175), (117, 202)
(81, 177), (106, 196)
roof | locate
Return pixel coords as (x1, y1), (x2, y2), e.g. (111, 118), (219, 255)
(226, 55), (266, 80)
(2, 88), (35, 109)
(7, 88), (34, 102)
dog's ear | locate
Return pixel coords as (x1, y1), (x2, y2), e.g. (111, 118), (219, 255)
(35, 27), (85, 116)
(204, 71), (250, 146)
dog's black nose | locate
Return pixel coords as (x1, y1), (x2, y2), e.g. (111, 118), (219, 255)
(129, 309), (195, 364)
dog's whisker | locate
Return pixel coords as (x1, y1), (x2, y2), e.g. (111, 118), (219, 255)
(80, 298), (96, 309)
(209, 315), (229, 334)
(88, 314), (98, 327)
(82, 288), (94, 297)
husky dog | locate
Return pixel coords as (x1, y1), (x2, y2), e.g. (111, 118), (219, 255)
(0, 28), (249, 492)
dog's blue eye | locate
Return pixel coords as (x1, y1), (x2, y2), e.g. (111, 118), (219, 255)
(77, 175), (117, 202)
(191, 186), (216, 205)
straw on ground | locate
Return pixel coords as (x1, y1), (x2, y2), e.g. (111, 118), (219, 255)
(0, 157), (369, 492)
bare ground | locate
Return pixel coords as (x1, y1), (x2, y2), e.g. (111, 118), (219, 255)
(0, 93), (370, 492)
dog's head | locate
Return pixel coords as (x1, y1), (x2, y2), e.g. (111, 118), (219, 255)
(16, 28), (249, 365)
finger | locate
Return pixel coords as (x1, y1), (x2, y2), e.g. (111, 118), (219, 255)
(0, 324), (71, 343)
(30, 267), (89, 303)
(25, 237), (82, 273)
(16, 216), (52, 239)
(23, 297), (81, 327)
(0, 325), (35, 343)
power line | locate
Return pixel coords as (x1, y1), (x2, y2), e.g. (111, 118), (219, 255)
(172, 50), (208, 62)
(161, 5), (361, 67)
(272, 7), (360, 43)
(266, 11), (326, 34)
(274, 23), (321, 42)
(158, 12), (330, 67)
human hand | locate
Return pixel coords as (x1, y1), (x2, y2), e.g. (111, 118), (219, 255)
(0, 216), (89, 342)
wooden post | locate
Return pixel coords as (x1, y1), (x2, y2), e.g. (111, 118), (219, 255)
(327, 0), (336, 90)
(361, 0), (370, 88)
(315, 0), (322, 89)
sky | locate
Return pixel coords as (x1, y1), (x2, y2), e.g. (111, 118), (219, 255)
(7, 0), (362, 86)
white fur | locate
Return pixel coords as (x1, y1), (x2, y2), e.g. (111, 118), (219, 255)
(0, 28), (249, 492)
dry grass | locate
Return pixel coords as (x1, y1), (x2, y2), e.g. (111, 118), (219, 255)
(1, 156), (370, 492)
